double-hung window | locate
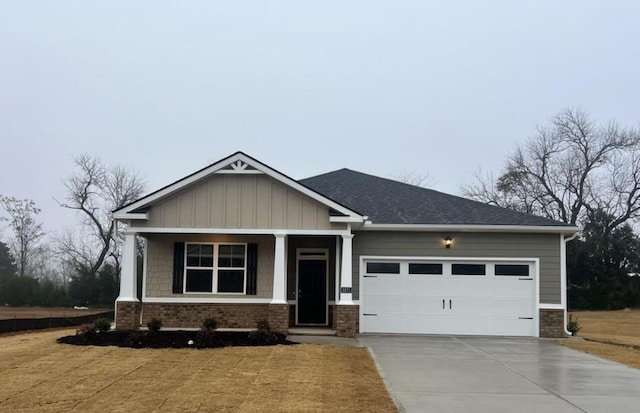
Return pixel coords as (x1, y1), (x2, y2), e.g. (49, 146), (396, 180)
(185, 243), (247, 293)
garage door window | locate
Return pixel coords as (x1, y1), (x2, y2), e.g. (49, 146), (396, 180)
(366, 262), (400, 274)
(451, 263), (486, 275)
(409, 263), (443, 275)
(495, 264), (529, 276)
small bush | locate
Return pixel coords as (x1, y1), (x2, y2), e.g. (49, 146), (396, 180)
(248, 319), (279, 345)
(196, 327), (219, 348)
(202, 317), (218, 331)
(76, 323), (96, 337)
(567, 315), (581, 336)
(125, 331), (146, 348)
(147, 318), (163, 333)
(93, 318), (112, 333)
(256, 319), (270, 333)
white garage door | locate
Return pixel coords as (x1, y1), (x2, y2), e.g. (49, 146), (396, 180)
(361, 258), (537, 337)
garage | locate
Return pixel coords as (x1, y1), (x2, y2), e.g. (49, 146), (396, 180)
(360, 257), (537, 337)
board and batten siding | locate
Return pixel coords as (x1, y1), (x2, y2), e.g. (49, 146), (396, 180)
(352, 231), (561, 304)
(138, 174), (337, 230)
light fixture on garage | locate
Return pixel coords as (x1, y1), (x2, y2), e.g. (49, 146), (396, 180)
(444, 236), (452, 248)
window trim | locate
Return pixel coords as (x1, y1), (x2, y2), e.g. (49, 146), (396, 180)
(183, 242), (248, 294)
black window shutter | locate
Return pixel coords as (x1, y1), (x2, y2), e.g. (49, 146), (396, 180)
(173, 242), (185, 293)
(246, 243), (258, 295)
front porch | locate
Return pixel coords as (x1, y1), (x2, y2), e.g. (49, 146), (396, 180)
(115, 231), (359, 337)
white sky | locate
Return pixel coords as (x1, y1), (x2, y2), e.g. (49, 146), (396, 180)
(1, 1), (639, 236)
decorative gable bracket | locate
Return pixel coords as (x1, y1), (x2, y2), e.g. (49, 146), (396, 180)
(215, 159), (261, 175)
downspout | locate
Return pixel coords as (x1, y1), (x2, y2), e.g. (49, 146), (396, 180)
(562, 232), (580, 336)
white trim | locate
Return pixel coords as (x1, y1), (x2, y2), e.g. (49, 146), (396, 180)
(116, 233), (139, 302)
(115, 152), (363, 220)
(361, 223), (581, 234)
(128, 227), (351, 236)
(339, 233), (354, 304)
(560, 232), (580, 336)
(183, 242), (248, 294)
(143, 297), (273, 304)
(272, 233), (287, 304)
(330, 216), (365, 223)
(295, 248), (329, 326)
(214, 170), (263, 175)
(360, 255), (541, 262)
(335, 235), (341, 306)
(539, 303), (564, 310)
(141, 237), (148, 301)
(113, 212), (149, 220)
(359, 255), (541, 337)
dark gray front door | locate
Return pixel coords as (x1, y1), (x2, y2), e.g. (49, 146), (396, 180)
(298, 259), (327, 324)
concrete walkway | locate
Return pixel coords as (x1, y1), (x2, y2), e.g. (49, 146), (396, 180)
(359, 335), (640, 413)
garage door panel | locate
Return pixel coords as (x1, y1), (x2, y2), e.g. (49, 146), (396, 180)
(362, 258), (537, 337)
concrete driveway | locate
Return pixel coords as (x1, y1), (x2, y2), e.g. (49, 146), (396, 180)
(359, 335), (640, 413)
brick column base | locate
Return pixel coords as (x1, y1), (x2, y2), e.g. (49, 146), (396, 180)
(268, 304), (290, 334)
(539, 309), (566, 338)
(115, 301), (141, 330)
(334, 305), (359, 338)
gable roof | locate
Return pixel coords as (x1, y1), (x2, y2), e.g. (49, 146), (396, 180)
(113, 152), (363, 221)
(300, 168), (574, 228)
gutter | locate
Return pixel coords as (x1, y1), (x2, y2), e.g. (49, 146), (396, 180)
(562, 231), (580, 336)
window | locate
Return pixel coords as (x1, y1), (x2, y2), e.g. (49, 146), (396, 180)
(451, 263), (486, 275)
(185, 243), (247, 293)
(366, 262), (400, 274)
(495, 264), (529, 276)
(409, 263), (443, 275)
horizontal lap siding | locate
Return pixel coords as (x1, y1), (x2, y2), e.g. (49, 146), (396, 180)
(352, 232), (561, 304)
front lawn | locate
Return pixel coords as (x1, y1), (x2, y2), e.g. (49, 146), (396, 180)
(562, 310), (640, 369)
(0, 329), (397, 413)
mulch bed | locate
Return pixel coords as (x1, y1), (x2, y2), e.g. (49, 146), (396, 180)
(57, 330), (296, 349)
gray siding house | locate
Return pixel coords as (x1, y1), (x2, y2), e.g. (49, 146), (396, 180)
(113, 152), (579, 337)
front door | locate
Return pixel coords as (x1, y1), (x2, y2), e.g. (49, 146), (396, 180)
(297, 250), (328, 325)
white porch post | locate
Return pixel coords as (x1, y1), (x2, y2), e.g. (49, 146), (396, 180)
(271, 233), (287, 304)
(117, 232), (138, 302)
(338, 233), (354, 305)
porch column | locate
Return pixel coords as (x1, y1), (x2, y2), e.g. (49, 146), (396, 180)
(338, 233), (354, 305)
(117, 232), (138, 302)
(271, 233), (287, 304)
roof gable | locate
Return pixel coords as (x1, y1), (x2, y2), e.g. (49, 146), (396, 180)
(114, 152), (363, 221)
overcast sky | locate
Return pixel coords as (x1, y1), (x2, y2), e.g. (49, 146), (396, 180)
(1, 1), (639, 236)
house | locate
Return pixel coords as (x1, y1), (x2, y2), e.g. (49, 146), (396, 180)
(113, 152), (579, 338)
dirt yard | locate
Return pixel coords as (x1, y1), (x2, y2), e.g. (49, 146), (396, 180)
(0, 329), (397, 413)
(0, 306), (110, 320)
(562, 309), (640, 369)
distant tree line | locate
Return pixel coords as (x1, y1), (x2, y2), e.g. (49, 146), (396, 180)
(0, 155), (144, 308)
(463, 108), (640, 310)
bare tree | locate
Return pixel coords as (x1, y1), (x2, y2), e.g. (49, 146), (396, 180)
(461, 108), (640, 234)
(392, 170), (436, 188)
(57, 154), (145, 277)
(0, 196), (45, 277)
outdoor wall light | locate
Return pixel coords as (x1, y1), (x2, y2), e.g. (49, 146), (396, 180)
(444, 236), (452, 248)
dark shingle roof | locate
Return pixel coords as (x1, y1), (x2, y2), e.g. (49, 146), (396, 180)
(300, 169), (571, 227)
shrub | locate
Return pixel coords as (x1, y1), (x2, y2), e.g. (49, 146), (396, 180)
(202, 317), (218, 331)
(125, 331), (146, 348)
(256, 319), (270, 333)
(248, 319), (278, 345)
(196, 327), (218, 348)
(93, 318), (112, 333)
(147, 318), (162, 333)
(76, 323), (96, 337)
(567, 315), (581, 336)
